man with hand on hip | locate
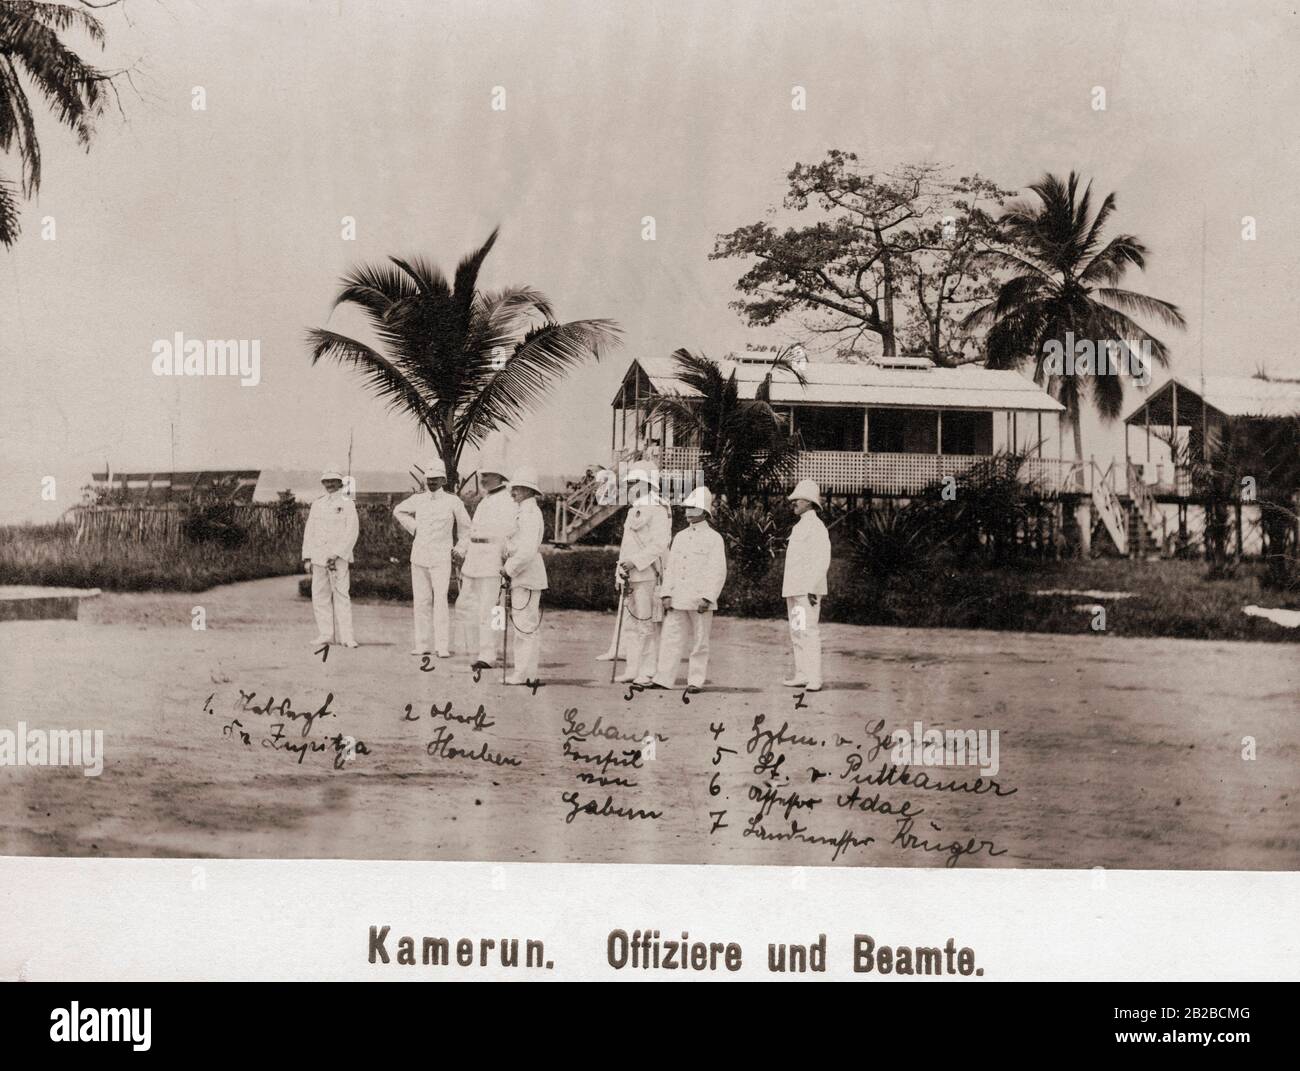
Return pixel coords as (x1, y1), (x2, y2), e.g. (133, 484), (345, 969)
(782, 479), (830, 692)
(393, 457), (472, 657)
(649, 486), (726, 694)
(301, 466), (359, 648)
(456, 457), (517, 671)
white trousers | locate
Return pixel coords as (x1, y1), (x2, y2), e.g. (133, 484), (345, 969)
(619, 580), (658, 680)
(786, 594), (822, 687)
(410, 560), (452, 653)
(653, 607), (713, 688)
(457, 574), (504, 664)
(509, 587), (543, 682)
(310, 562), (354, 644)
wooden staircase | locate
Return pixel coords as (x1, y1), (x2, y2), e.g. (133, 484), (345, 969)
(552, 470), (625, 546)
(1090, 464), (1128, 556)
(1126, 461), (1168, 559)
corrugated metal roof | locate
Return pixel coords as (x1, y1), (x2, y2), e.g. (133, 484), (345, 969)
(627, 357), (1065, 412)
(1124, 375), (1300, 423)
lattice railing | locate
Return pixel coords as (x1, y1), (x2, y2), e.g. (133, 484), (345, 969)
(649, 448), (1081, 495)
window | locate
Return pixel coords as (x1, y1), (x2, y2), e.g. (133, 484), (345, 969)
(940, 411), (993, 455)
(867, 409), (937, 453)
(793, 406), (863, 451)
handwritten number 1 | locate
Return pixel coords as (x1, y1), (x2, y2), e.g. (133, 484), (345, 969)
(314, 644), (329, 663)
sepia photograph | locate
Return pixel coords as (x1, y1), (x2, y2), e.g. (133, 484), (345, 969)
(0, 0), (1297, 997)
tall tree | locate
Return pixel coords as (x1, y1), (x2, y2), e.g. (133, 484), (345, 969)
(644, 347), (805, 503)
(0, 0), (116, 247)
(963, 171), (1186, 459)
(307, 229), (622, 486)
(711, 153), (1016, 365)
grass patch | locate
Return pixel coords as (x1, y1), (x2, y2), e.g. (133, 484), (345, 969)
(314, 548), (1300, 643)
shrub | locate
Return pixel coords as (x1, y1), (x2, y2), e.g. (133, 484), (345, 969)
(713, 500), (786, 577)
(181, 502), (248, 548)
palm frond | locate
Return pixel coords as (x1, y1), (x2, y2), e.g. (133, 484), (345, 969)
(0, 57), (41, 193)
(332, 261), (419, 317)
(454, 318), (622, 451)
(0, 170), (20, 246)
(3, 1), (106, 45)
(389, 255), (451, 298)
(1094, 286), (1186, 329)
(306, 328), (437, 435)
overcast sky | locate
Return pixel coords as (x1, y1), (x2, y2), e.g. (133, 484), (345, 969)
(2, 0), (1298, 522)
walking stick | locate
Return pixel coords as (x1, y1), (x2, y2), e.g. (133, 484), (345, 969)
(328, 558), (338, 645)
(500, 574), (510, 685)
(610, 580), (626, 684)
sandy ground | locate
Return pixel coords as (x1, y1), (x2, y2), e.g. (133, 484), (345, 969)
(0, 575), (1295, 869)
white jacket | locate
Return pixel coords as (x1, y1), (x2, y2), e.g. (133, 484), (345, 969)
(616, 492), (672, 584)
(782, 509), (830, 597)
(661, 521), (726, 609)
(459, 487), (517, 578)
(504, 497), (548, 590)
(393, 489), (472, 567)
(301, 491), (359, 563)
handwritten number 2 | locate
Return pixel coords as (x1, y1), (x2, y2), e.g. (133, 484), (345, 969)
(419, 656), (435, 673)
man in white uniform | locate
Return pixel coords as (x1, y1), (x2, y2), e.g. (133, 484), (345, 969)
(502, 467), (548, 686)
(393, 457), (472, 657)
(300, 466), (359, 648)
(612, 468), (671, 686)
(456, 458), (517, 670)
(649, 486), (726, 694)
(782, 478), (831, 691)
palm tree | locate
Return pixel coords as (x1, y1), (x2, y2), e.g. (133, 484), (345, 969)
(307, 229), (622, 486)
(963, 172), (1186, 459)
(644, 347), (806, 503)
(0, 1), (113, 247)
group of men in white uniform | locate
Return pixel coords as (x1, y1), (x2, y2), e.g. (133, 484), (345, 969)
(301, 459), (832, 692)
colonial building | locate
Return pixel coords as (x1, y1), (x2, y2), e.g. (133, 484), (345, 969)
(555, 352), (1071, 545)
